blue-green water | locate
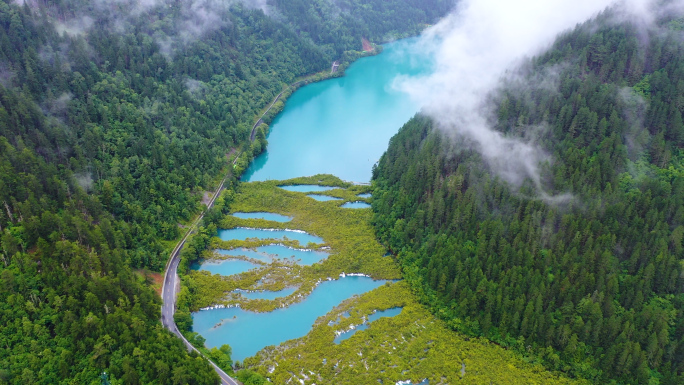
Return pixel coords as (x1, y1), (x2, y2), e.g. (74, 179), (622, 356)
(217, 228), (323, 245)
(357, 193), (372, 198)
(236, 287), (297, 300)
(192, 259), (260, 276)
(334, 307), (403, 344)
(368, 307), (402, 322)
(195, 38), (430, 364)
(192, 276), (389, 362)
(218, 245), (329, 265)
(341, 201), (372, 209)
(243, 38), (432, 183)
(307, 194), (342, 201)
(279, 185), (339, 192)
(232, 212), (292, 222)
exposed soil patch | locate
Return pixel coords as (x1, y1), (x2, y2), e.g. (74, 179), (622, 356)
(201, 191), (212, 206)
(227, 148), (238, 162)
(361, 38), (373, 52)
(136, 269), (164, 296)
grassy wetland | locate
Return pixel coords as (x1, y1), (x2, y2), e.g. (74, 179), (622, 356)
(181, 174), (587, 384)
(247, 282), (588, 385)
(184, 175), (399, 313)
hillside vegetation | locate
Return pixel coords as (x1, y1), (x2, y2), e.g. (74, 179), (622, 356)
(372, 11), (684, 385)
(0, 0), (451, 383)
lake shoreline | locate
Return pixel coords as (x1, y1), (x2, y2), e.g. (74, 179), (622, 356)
(240, 37), (432, 183)
(175, 35), (586, 384)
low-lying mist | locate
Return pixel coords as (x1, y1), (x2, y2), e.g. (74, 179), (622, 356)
(22, 0), (269, 56)
(396, 0), (682, 201)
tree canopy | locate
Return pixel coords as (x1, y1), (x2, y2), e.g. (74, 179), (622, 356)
(0, 0), (451, 383)
(372, 10), (684, 385)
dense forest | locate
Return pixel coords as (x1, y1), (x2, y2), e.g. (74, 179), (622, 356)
(372, 9), (684, 385)
(0, 0), (451, 383)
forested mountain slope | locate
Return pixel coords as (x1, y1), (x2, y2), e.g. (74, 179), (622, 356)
(271, 0), (451, 57)
(0, 0), (451, 383)
(372, 10), (684, 385)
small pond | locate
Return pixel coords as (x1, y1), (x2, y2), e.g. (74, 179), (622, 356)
(307, 194), (342, 201)
(217, 245), (329, 266)
(193, 276), (390, 362)
(334, 307), (403, 344)
(231, 212), (292, 222)
(192, 259), (260, 276)
(217, 227), (323, 245)
(279, 185), (339, 193)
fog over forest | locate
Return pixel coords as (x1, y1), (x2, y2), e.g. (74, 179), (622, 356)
(398, 0), (683, 198)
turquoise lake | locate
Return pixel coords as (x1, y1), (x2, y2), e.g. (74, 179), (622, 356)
(192, 276), (390, 362)
(243, 38), (433, 183)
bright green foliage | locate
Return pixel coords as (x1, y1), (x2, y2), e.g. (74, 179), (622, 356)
(372, 12), (684, 385)
(0, 135), (221, 384)
(0, 242), (221, 384)
(236, 369), (267, 385)
(207, 345), (233, 373)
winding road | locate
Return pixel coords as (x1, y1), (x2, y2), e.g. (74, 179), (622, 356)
(160, 165), (239, 385)
(250, 80), (306, 141)
(161, 63), (337, 384)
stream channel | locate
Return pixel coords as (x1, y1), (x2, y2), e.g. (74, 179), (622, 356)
(192, 38), (432, 364)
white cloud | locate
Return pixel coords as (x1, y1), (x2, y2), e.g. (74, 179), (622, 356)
(41, 0), (270, 50)
(396, 0), (679, 197)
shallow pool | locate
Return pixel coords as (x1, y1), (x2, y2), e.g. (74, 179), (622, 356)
(334, 307), (403, 344)
(193, 276), (390, 362)
(217, 245), (329, 266)
(279, 185), (339, 193)
(192, 259), (260, 276)
(217, 227), (323, 245)
(307, 194), (342, 201)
